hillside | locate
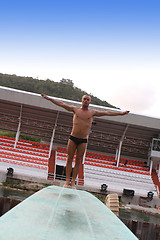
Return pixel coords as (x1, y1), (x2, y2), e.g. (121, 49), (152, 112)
(0, 73), (116, 108)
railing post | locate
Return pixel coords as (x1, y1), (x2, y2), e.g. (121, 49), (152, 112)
(14, 104), (22, 149)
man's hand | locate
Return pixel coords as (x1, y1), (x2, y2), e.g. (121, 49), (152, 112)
(41, 93), (50, 100)
(121, 111), (130, 115)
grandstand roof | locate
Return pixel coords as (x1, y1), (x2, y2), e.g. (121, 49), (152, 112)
(0, 86), (160, 159)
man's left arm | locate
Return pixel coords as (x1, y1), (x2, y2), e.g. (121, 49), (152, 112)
(93, 110), (129, 117)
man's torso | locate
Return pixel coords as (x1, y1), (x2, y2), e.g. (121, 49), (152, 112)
(71, 107), (94, 138)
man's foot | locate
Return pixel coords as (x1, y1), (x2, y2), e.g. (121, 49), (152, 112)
(70, 181), (76, 189)
(63, 182), (70, 188)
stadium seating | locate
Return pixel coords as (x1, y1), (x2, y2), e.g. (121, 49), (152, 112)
(56, 146), (150, 175)
(0, 136), (49, 170)
(55, 146), (155, 195)
(1, 136), (155, 195)
(1, 138), (150, 175)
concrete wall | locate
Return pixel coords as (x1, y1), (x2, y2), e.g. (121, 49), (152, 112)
(0, 171), (7, 183)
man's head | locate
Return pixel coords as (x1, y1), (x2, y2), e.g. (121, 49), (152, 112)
(81, 95), (91, 108)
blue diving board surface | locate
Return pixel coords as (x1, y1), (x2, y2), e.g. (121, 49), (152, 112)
(0, 185), (138, 240)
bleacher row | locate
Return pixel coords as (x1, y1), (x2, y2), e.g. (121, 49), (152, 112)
(57, 147), (156, 195)
(0, 136), (150, 176)
(56, 146), (155, 195)
(0, 136), (49, 170)
(84, 166), (154, 195)
(56, 147), (150, 176)
(1, 136), (155, 195)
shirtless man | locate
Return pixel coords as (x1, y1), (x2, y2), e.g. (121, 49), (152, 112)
(41, 93), (129, 189)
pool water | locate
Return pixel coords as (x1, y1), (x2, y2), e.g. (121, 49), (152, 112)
(119, 207), (160, 224)
(0, 186), (160, 224)
(0, 186), (33, 201)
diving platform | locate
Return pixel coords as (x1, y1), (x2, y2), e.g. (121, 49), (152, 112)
(0, 186), (138, 240)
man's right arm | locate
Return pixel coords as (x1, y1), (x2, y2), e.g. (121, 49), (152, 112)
(41, 93), (75, 112)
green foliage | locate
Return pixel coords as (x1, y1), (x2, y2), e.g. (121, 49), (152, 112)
(19, 134), (40, 143)
(0, 131), (16, 138)
(0, 73), (116, 108)
(0, 130), (40, 142)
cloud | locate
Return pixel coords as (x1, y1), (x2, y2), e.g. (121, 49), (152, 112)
(104, 79), (158, 114)
(92, 63), (160, 116)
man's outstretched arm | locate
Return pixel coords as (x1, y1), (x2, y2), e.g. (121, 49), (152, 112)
(41, 93), (75, 112)
(93, 109), (129, 117)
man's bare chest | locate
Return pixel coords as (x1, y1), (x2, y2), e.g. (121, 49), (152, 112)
(74, 109), (93, 121)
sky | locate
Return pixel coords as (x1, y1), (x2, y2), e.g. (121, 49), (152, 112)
(0, 0), (160, 118)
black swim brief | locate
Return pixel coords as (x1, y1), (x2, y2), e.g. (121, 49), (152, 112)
(69, 135), (88, 145)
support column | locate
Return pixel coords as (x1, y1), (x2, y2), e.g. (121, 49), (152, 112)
(78, 163), (84, 186)
(115, 147), (118, 162)
(116, 141), (123, 167)
(116, 124), (129, 167)
(49, 112), (59, 159)
(150, 159), (153, 175)
(14, 104), (22, 149)
(48, 150), (56, 180)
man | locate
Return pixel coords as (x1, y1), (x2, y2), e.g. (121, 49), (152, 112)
(41, 93), (129, 189)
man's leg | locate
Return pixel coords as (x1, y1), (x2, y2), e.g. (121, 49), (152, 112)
(71, 143), (87, 189)
(63, 139), (77, 188)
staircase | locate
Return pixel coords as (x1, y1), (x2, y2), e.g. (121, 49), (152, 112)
(151, 169), (160, 198)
